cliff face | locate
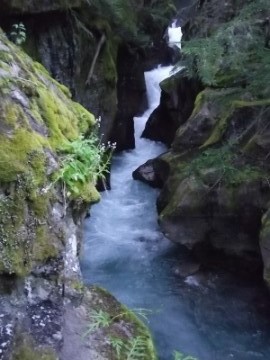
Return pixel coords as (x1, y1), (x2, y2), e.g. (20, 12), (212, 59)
(138, 0), (270, 282)
(0, 29), (157, 360)
(0, 28), (100, 277)
(0, 2), (119, 147)
(0, 1), (175, 152)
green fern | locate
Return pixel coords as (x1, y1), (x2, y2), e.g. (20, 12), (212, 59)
(108, 335), (150, 360)
(126, 336), (149, 360)
(108, 336), (124, 359)
(83, 309), (111, 336)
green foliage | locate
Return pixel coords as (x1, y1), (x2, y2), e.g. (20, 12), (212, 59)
(126, 336), (149, 360)
(173, 350), (198, 360)
(10, 23), (26, 46)
(184, 146), (263, 186)
(180, 0), (270, 98)
(84, 309), (111, 335)
(108, 335), (151, 360)
(84, 0), (137, 40)
(109, 336), (124, 359)
(83, 0), (176, 45)
(84, 307), (154, 359)
(55, 127), (114, 197)
(85, 308), (152, 335)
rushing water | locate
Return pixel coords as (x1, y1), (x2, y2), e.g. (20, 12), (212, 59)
(81, 66), (270, 360)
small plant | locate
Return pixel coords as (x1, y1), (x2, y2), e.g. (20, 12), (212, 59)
(108, 336), (124, 359)
(84, 308), (152, 335)
(10, 23), (26, 45)
(126, 336), (148, 360)
(56, 126), (115, 197)
(108, 335), (150, 360)
(84, 309), (111, 335)
(173, 350), (198, 360)
(84, 306), (154, 359)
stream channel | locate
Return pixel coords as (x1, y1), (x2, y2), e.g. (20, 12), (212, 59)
(81, 66), (270, 360)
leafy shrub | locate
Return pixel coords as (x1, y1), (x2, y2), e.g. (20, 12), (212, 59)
(56, 124), (115, 197)
(179, 0), (270, 98)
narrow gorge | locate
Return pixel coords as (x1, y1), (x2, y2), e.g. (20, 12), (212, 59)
(0, 1), (270, 360)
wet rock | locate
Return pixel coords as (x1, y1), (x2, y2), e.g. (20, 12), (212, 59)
(133, 158), (170, 188)
(110, 45), (147, 151)
(61, 286), (157, 360)
(159, 176), (268, 256)
(142, 71), (203, 146)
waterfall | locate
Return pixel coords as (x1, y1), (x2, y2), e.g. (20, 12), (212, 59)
(168, 20), (182, 49)
(81, 65), (270, 360)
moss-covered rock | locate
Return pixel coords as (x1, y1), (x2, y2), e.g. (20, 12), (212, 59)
(0, 29), (98, 276)
(61, 285), (157, 360)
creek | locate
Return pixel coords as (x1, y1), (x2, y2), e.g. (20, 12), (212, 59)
(81, 66), (270, 360)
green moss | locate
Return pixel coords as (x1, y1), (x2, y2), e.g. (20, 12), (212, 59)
(183, 146), (264, 187)
(202, 113), (231, 147)
(12, 335), (57, 360)
(192, 88), (243, 147)
(33, 61), (51, 76)
(1, 102), (21, 125)
(30, 192), (50, 218)
(0, 30), (102, 276)
(32, 226), (58, 263)
(57, 82), (72, 98)
(0, 49), (13, 64)
(73, 102), (96, 133)
(0, 189), (29, 276)
(37, 87), (79, 147)
(69, 181), (100, 203)
(0, 128), (46, 183)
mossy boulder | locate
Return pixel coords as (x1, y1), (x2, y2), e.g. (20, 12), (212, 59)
(0, 29), (98, 276)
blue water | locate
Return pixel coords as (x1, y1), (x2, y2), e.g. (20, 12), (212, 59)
(81, 66), (270, 360)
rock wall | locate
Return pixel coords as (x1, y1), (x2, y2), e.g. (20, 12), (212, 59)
(0, 30), (156, 360)
(136, 0), (270, 283)
(0, 4), (119, 146)
(0, 1), (175, 152)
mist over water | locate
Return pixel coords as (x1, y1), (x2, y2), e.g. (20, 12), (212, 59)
(81, 66), (270, 360)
